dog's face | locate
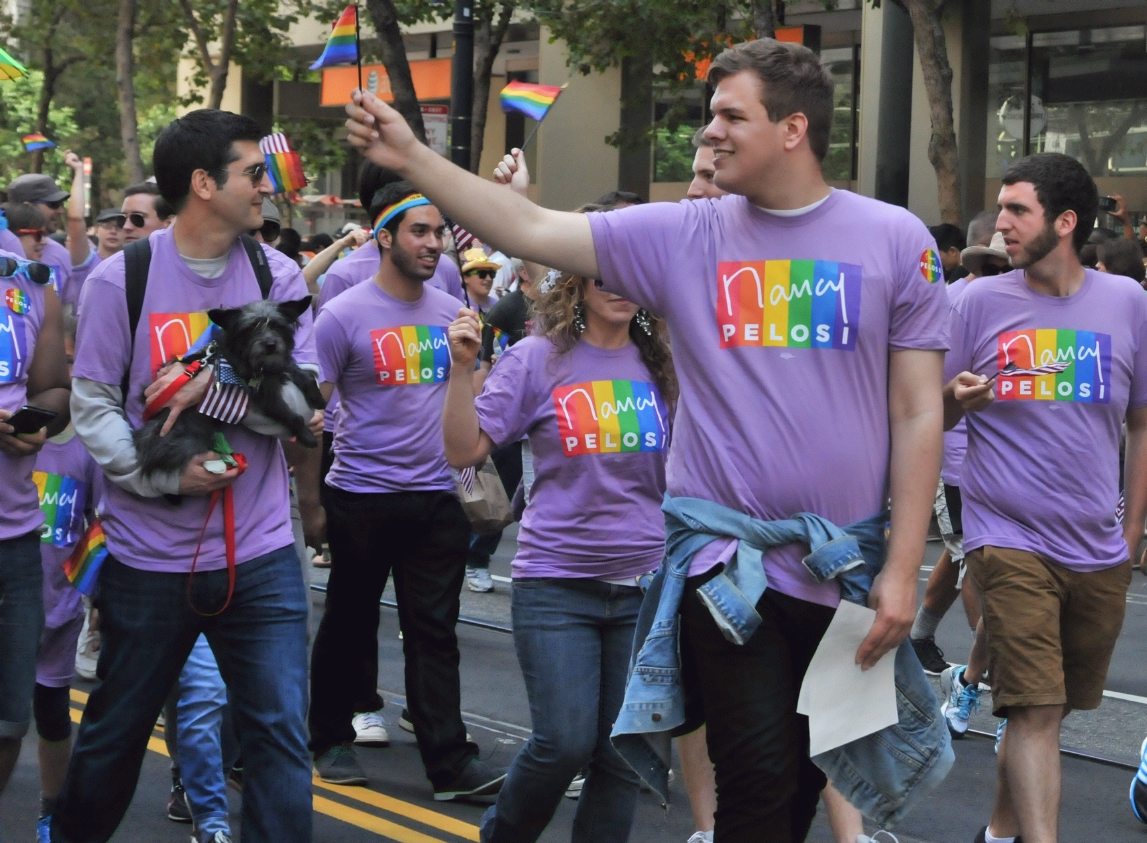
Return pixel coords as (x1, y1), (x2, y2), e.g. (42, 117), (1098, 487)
(207, 297), (311, 376)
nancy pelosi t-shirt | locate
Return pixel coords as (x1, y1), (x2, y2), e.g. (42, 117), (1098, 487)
(589, 189), (949, 606)
(475, 336), (668, 579)
(945, 268), (1147, 570)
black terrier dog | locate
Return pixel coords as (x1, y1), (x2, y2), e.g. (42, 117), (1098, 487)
(134, 297), (326, 477)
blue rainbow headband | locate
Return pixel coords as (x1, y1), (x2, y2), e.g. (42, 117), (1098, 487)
(373, 193), (431, 237)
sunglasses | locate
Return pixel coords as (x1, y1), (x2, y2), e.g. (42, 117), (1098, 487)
(260, 220), (281, 242)
(468, 270), (495, 280)
(15, 228), (46, 242)
(112, 212), (147, 229)
(0, 256), (53, 286)
(216, 162), (268, 186)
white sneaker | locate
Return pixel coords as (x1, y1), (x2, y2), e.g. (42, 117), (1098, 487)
(74, 613), (99, 681)
(687, 833), (714, 843)
(564, 772), (585, 799)
(352, 709), (390, 747)
(466, 567), (494, 592)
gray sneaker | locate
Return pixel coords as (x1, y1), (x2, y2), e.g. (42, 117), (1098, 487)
(433, 757), (507, 801)
(313, 743), (368, 786)
(466, 566), (495, 592)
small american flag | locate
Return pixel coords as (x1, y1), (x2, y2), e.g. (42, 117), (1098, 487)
(198, 359), (250, 424)
(450, 222), (475, 252)
(996, 361), (1072, 377)
(458, 466), (477, 495)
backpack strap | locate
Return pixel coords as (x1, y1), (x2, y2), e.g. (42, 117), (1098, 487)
(239, 233), (274, 300)
(121, 238), (153, 405)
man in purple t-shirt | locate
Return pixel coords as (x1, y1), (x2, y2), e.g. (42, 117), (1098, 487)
(56, 110), (323, 843)
(308, 180), (505, 800)
(345, 38), (947, 841)
(945, 153), (1147, 843)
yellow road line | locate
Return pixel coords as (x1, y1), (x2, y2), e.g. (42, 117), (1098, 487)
(67, 688), (471, 842)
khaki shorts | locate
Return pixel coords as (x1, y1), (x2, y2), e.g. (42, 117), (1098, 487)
(965, 545), (1131, 716)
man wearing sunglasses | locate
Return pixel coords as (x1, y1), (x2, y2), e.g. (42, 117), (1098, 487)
(8, 172), (79, 311)
(120, 182), (174, 246)
(56, 109), (322, 843)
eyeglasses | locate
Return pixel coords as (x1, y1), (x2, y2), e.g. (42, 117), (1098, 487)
(260, 220), (281, 242)
(468, 270), (495, 280)
(215, 163), (268, 186)
(112, 212), (147, 229)
(42, 199), (64, 210)
(0, 256), (52, 286)
(15, 228), (46, 242)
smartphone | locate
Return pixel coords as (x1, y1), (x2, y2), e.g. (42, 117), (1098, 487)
(1098, 196), (1119, 213)
(6, 405), (57, 435)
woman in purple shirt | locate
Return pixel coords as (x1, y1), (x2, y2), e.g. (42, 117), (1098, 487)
(443, 254), (675, 843)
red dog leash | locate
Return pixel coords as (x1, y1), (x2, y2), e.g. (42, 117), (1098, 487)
(142, 360), (205, 422)
(187, 447), (247, 616)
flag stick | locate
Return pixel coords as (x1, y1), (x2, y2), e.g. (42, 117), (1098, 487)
(355, 4), (363, 94)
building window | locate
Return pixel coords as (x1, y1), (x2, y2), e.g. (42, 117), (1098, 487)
(822, 46), (859, 183)
(652, 84), (707, 184)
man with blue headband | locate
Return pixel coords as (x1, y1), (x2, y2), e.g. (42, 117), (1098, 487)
(307, 180), (506, 801)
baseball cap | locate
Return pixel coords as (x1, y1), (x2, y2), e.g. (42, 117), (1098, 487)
(261, 197), (280, 223)
(95, 208), (121, 224)
(8, 174), (68, 204)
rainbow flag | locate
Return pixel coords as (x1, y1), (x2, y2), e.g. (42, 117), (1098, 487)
(62, 519), (108, 596)
(500, 81), (564, 122)
(22, 133), (54, 152)
(310, 5), (358, 70)
(0, 47), (27, 81)
(260, 133), (307, 194)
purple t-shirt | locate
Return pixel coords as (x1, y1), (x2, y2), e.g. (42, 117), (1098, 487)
(73, 228), (318, 573)
(945, 268), (1147, 571)
(476, 336), (668, 578)
(0, 251), (49, 540)
(318, 244), (464, 433)
(0, 227), (23, 257)
(942, 277), (969, 487)
(317, 279), (459, 494)
(590, 190), (949, 606)
(67, 247), (102, 313)
(34, 429), (97, 629)
(41, 237), (74, 310)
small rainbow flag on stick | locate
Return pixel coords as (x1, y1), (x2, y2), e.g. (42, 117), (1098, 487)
(500, 81), (566, 122)
(260, 133), (307, 194)
(62, 519), (108, 596)
(310, 5), (359, 70)
(22, 133), (54, 152)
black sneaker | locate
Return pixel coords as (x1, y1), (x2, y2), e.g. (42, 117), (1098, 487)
(911, 636), (950, 675)
(433, 757), (507, 802)
(313, 743), (368, 786)
(972, 827), (1022, 843)
(166, 779), (192, 823)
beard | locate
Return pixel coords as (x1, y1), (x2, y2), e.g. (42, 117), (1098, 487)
(1011, 220), (1059, 269)
(390, 239), (438, 282)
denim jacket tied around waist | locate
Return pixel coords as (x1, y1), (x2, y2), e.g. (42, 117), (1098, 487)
(610, 494), (954, 829)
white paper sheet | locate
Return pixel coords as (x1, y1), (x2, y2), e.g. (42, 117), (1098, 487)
(796, 600), (898, 757)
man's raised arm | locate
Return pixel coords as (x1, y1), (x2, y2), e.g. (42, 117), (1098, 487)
(345, 90), (598, 279)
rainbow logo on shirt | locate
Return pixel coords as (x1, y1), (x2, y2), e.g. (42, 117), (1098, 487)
(5, 288), (29, 314)
(0, 308), (28, 383)
(920, 249), (943, 283)
(370, 326), (450, 386)
(717, 260), (861, 350)
(553, 380), (668, 457)
(996, 329), (1112, 403)
(33, 470), (87, 548)
(149, 312), (212, 376)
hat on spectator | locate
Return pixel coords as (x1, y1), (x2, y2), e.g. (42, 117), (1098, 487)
(9, 174), (68, 204)
(461, 246), (502, 274)
(960, 231), (1009, 277)
(261, 197), (280, 223)
(95, 208), (121, 224)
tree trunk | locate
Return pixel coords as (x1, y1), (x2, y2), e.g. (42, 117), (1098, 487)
(32, 49), (59, 175)
(207, 0), (239, 110)
(471, 2), (514, 173)
(617, 55), (653, 199)
(900, 0), (962, 225)
(751, 0), (776, 39)
(116, 0), (145, 184)
(364, 0), (427, 143)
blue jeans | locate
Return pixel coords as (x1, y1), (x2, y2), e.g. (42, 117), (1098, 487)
(0, 531), (43, 740)
(481, 578), (642, 843)
(52, 546), (311, 843)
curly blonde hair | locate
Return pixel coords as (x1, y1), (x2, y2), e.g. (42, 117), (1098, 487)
(534, 270), (678, 405)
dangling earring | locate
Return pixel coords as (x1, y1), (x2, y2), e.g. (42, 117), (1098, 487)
(573, 302), (587, 335)
(634, 309), (653, 337)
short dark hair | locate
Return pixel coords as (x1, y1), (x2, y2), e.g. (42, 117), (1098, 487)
(359, 161), (403, 212)
(6, 202), (45, 231)
(275, 227), (302, 261)
(929, 223), (966, 254)
(966, 210), (999, 247)
(153, 109), (264, 213)
(1000, 153), (1098, 252)
(124, 181), (174, 220)
(1098, 237), (1146, 283)
(708, 38), (834, 161)
(691, 126), (712, 149)
(306, 233), (334, 251)
(369, 180), (424, 238)
(593, 190), (645, 207)
(1080, 243), (1099, 268)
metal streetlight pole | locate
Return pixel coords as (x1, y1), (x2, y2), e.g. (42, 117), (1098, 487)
(450, 0), (474, 170)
